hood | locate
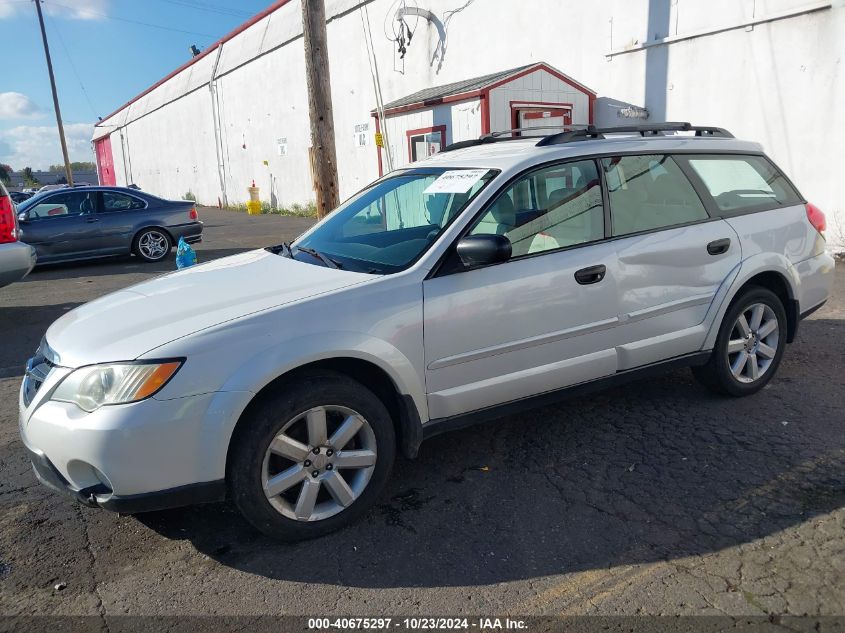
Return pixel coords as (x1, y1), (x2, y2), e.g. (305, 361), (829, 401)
(46, 250), (375, 367)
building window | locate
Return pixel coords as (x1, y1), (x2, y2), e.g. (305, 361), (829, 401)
(407, 125), (447, 162)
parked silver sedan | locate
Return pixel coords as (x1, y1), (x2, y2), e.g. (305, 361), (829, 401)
(16, 186), (203, 264)
(0, 180), (36, 288)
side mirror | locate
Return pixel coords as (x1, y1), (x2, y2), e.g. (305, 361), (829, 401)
(17, 212), (28, 222)
(456, 234), (512, 268)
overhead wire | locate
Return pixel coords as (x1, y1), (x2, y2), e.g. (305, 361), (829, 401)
(44, 1), (219, 39)
(360, 2), (393, 173)
(152, 0), (252, 19)
(45, 10), (100, 120)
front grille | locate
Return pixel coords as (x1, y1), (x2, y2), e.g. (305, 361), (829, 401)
(22, 346), (56, 408)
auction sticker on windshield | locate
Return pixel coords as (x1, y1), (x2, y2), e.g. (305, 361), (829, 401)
(423, 169), (489, 195)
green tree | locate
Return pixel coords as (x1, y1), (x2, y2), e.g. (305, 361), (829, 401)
(0, 164), (11, 186)
(49, 161), (96, 172)
(22, 167), (40, 188)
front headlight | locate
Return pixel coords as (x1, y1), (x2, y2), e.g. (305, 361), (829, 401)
(51, 361), (183, 412)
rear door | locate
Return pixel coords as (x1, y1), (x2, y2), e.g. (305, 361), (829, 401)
(600, 154), (741, 369)
(18, 190), (101, 261)
(423, 159), (621, 420)
(96, 190), (148, 254)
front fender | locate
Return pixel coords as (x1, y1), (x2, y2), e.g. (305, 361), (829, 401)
(219, 330), (428, 423)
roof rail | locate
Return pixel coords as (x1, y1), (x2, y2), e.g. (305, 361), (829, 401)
(536, 122), (733, 146)
(482, 124), (592, 139)
(441, 124), (590, 153)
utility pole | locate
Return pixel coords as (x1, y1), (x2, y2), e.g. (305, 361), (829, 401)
(34, 0), (73, 186)
(301, 0), (338, 218)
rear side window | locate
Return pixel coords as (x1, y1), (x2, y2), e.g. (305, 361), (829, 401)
(101, 192), (145, 212)
(601, 155), (708, 237)
(685, 155), (801, 214)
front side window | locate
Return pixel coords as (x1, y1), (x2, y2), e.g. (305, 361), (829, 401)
(294, 168), (495, 274)
(602, 155), (708, 236)
(684, 154), (801, 213)
(469, 159), (604, 257)
(24, 191), (97, 220)
(101, 192), (145, 212)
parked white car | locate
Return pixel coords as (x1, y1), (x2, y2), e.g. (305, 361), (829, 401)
(20, 123), (834, 540)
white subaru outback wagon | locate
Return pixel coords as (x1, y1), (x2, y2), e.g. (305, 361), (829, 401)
(20, 123), (835, 540)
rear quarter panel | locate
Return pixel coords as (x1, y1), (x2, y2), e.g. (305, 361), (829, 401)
(701, 204), (830, 349)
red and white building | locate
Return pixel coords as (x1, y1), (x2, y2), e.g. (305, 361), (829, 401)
(374, 62), (595, 174)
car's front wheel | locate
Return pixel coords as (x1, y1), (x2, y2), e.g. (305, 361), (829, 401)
(133, 228), (172, 262)
(692, 286), (787, 396)
(228, 372), (395, 541)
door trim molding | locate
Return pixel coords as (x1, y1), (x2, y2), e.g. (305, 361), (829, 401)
(427, 316), (619, 370)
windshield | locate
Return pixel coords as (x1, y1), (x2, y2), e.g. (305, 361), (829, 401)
(292, 167), (496, 274)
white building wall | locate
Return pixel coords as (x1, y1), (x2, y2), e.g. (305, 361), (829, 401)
(94, 0), (845, 250)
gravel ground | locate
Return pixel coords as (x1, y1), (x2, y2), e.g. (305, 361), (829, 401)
(0, 208), (842, 620)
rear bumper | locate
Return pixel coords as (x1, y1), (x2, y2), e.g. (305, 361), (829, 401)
(169, 221), (203, 244)
(25, 444), (225, 513)
(0, 242), (36, 288)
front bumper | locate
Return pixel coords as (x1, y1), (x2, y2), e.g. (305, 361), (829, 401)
(19, 370), (251, 513)
(25, 444), (224, 513)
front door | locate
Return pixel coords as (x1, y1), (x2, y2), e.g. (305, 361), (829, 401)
(19, 190), (102, 262)
(423, 159), (620, 420)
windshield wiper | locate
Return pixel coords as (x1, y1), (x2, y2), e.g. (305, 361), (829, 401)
(296, 246), (342, 269)
(266, 241), (293, 258)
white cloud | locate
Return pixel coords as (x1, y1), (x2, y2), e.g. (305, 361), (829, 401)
(0, 92), (43, 120)
(0, 122), (95, 170)
(0, 0), (107, 20)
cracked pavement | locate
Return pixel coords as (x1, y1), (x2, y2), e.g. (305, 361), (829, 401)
(0, 209), (842, 617)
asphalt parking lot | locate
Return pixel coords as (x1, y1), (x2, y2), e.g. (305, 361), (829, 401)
(0, 207), (842, 618)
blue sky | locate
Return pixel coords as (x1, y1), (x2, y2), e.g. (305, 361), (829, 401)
(0, 0), (270, 171)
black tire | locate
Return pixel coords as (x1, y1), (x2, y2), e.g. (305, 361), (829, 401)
(132, 227), (172, 262)
(228, 372), (395, 541)
(692, 286), (787, 397)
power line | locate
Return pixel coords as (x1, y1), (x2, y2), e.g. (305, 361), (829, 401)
(46, 11), (100, 120)
(152, 0), (253, 19)
(44, 1), (219, 39)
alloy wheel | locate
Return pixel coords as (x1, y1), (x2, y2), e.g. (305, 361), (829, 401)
(261, 405), (377, 521)
(138, 230), (169, 260)
(726, 302), (779, 383)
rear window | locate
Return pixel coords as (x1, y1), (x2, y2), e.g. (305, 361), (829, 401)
(685, 155), (802, 214)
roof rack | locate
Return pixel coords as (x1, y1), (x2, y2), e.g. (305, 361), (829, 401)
(440, 122), (734, 153)
(441, 124), (590, 153)
(482, 124), (592, 139)
(535, 122), (733, 146)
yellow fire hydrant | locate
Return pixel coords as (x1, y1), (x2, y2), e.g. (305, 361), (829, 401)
(246, 180), (261, 215)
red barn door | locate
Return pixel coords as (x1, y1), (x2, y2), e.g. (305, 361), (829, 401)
(95, 136), (116, 185)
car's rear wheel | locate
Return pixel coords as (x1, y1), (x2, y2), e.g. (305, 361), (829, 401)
(133, 228), (171, 262)
(228, 372), (395, 541)
(692, 286), (787, 396)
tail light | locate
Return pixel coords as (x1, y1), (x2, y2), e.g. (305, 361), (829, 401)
(0, 195), (18, 244)
(188, 207), (198, 220)
(806, 203), (826, 236)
